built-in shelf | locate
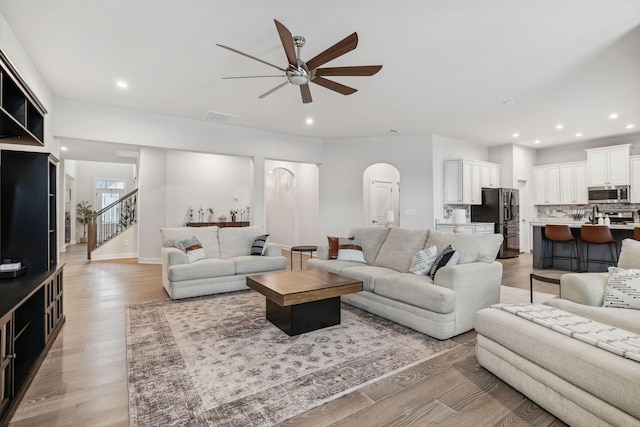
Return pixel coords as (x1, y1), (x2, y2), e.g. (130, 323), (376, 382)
(0, 50), (46, 146)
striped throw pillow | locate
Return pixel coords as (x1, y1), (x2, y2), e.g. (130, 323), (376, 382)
(337, 237), (366, 263)
(179, 236), (206, 263)
(251, 234), (270, 256)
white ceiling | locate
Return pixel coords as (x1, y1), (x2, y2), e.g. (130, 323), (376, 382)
(1, 0), (639, 151)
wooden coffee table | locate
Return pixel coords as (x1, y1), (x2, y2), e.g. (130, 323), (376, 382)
(246, 269), (363, 336)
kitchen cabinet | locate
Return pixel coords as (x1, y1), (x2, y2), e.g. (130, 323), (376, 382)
(586, 144), (630, 186)
(533, 165), (560, 205)
(444, 159), (501, 205)
(435, 223), (495, 235)
(631, 155), (640, 203)
(559, 162), (587, 204)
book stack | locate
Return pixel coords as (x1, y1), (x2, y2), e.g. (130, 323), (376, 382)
(0, 260), (26, 278)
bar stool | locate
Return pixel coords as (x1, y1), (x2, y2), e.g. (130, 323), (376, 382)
(542, 224), (580, 271)
(580, 225), (618, 272)
(634, 227), (640, 241)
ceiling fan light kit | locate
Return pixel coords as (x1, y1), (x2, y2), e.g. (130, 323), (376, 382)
(217, 19), (382, 104)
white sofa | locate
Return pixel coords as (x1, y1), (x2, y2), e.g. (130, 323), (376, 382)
(307, 227), (504, 340)
(475, 238), (640, 426)
(160, 225), (286, 299)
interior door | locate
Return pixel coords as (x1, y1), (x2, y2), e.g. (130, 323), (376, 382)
(370, 179), (394, 227)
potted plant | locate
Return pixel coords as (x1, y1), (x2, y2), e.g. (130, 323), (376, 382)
(230, 209), (238, 222)
(76, 200), (92, 243)
(208, 208), (215, 222)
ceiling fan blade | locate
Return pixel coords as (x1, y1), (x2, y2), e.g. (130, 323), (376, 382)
(258, 81), (289, 99)
(216, 44), (287, 72)
(222, 75), (285, 79)
(306, 33), (358, 71)
(315, 65), (382, 77)
(300, 84), (312, 104)
(311, 76), (357, 95)
(274, 19), (297, 66)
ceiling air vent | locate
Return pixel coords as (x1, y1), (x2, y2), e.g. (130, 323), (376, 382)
(200, 110), (238, 123)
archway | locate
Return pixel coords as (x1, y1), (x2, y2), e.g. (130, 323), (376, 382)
(363, 163), (400, 227)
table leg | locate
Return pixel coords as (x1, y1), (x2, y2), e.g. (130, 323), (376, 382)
(529, 273), (533, 303)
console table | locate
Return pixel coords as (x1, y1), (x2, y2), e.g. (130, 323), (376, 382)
(187, 222), (250, 228)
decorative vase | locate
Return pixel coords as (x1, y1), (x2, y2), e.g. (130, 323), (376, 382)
(231, 214), (236, 222)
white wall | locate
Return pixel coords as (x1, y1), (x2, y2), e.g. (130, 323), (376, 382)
(488, 144), (513, 188)
(535, 133), (640, 165)
(432, 134), (489, 221)
(265, 160), (319, 247)
(138, 148), (168, 263)
(320, 134), (433, 238)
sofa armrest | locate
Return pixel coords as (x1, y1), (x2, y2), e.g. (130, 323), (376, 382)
(263, 242), (284, 257)
(434, 262), (503, 294)
(315, 245), (329, 260)
(162, 247), (189, 266)
(560, 273), (608, 306)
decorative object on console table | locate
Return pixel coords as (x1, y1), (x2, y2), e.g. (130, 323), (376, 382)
(230, 210), (238, 222)
(187, 221), (250, 228)
(208, 208), (215, 222)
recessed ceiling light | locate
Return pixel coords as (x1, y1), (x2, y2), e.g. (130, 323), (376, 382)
(512, 132), (519, 138)
(609, 113), (618, 119)
(60, 146), (68, 151)
(626, 124), (635, 129)
(534, 140), (541, 144)
(305, 117), (313, 125)
(576, 132), (583, 137)
(116, 80), (128, 89)
(555, 124), (564, 130)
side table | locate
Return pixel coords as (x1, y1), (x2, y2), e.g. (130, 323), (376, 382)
(529, 269), (565, 303)
(290, 245), (318, 270)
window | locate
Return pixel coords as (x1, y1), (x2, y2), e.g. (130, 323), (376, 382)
(95, 179), (126, 223)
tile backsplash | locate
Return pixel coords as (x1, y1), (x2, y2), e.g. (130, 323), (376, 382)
(535, 203), (640, 222)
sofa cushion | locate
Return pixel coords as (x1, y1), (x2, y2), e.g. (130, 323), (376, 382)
(409, 245), (438, 276)
(307, 258), (363, 275)
(425, 230), (503, 264)
(349, 227), (391, 265)
(160, 226), (221, 259)
(618, 238), (640, 269)
(603, 267), (640, 310)
(250, 234), (270, 256)
(168, 258), (235, 282)
(178, 236), (206, 263)
(374, 228), (429, 272)
(374, 273), (455, 314)
(337, 238), (366, 263)
(328, 236), (353, 259)
(218, 225), (265, 258)
(429, 244), (459, 279)
(232, 255), (286, 274)
(339, 265), (397, 292)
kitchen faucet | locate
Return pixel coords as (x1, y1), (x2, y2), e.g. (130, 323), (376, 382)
(591, 205), (599, 225)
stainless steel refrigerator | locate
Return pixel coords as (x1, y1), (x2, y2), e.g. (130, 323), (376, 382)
(470, 188), (520, 259)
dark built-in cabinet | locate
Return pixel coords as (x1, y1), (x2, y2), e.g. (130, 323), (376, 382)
(0, 150), (63, 425)
(0, 50), (46, 146)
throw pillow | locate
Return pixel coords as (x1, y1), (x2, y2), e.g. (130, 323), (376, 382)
(250, 234), (270, 256)
(337, 237), (366, 263)
(178, 236), (206, 263)
(409, 245), (438, 276)
(603, 267), (640, 310)
(618, 238), (640, 269)
(328, 235), (353, 259)
(429, 244), (459, 280)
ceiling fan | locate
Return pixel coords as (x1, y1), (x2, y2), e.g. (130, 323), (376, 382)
(216, 19), (382, 104)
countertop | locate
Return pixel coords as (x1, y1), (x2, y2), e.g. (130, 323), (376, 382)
(435, 222), (494, 226)
(530, 221), (640, 230)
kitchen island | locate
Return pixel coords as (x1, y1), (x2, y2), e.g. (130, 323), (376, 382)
(531, 222), (638, 272)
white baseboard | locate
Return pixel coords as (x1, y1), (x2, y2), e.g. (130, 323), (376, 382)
(138, 258), (161, 264)
(90, 252), (138, 261)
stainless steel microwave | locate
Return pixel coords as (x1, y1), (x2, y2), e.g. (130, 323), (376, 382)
(588, 185), (630, 203)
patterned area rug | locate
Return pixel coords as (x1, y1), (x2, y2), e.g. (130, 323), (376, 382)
(126, 291), (459, 426)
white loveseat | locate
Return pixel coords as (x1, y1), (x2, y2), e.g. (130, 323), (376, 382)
(475, 238), (640, 426)
(160, 225), (286, 299)
(307, 226), (504, 340)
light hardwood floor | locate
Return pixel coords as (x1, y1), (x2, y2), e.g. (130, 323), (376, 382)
(8, 246), (564, 426)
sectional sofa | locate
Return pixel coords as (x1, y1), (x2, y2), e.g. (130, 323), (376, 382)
(475, 238), (640, 426)
(307, 226), (504, 340)
(160, 225), (286, 299)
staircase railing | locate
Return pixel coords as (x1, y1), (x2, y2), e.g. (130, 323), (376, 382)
(87, 188), (138, 260)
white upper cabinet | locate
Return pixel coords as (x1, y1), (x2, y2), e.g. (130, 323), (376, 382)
(586, 144), (630, 186)
(533, 165), (560, 205)
(559, 162), (588, 204)
(631, 156), (640, 203)
(444, 159), (500, 205)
